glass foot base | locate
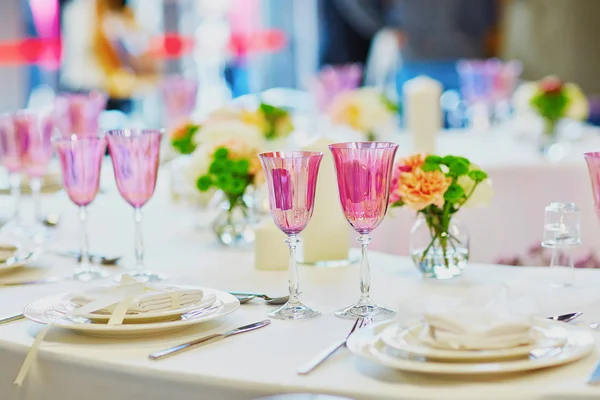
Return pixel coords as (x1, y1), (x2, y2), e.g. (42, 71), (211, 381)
(118, 271), (166, 283)
(334, 299), (396, 320)
(72, 267), (108, 282)
(268, 300), (321, 320)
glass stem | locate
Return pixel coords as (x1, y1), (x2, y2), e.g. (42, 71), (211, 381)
(79, 205), (91, 270)
(357, 233), (372, 302)
(9, 172), (21, 224)
(30, 177), (42, 222)
(550, 247), (575, 286)
(285, 234), (300, 303)
(134, 208), (145, 272)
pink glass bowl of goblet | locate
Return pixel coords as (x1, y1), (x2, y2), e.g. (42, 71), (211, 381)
(106, 129), (162, 208)
(260, 151), (323, 235)
(54, 92), (107, 137)
(54, 136), (107, 207)
(329, 142), (398, 234)
(13, 110), (55, 178)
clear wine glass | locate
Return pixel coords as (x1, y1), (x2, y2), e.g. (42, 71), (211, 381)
(329, 142), (398, 320)
(54, 135), (108, 281)
(0, 114), (23, 229)
(106, 129), (163, 282)
(13, 110), (54, 235)
(259, 151), (324, 320)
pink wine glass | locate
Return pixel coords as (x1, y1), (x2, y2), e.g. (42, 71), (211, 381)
(54, 92), (107, 137)
(54, 135), (107, 281)
(329, 142), (398, 320)
(259, 151), (323, 320)
(0, 114), (24, 228)
(13, 109), (54, 230)
(107, 129), (163, 282)
(159, 76), (198, 130)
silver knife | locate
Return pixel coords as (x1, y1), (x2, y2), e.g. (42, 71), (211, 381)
(0, 313), (25, 325)
(588, 360), (600, 385)
(149, 319), (271, 360)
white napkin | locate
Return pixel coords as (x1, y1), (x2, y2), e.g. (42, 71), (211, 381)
(417, 296), (536, 350)
(71, 277), (203, 315)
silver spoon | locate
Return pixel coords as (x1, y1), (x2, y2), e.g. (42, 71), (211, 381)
(52, 250), (121, 266)
(230, 292), (289, 305)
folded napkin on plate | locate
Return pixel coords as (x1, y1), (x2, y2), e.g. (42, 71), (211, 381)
(417, 298), (535, 350)
(71, 276), (203, 315)
(71, 287), (203, 314)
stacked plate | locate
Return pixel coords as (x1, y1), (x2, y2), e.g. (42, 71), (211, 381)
(23, 287), (240, 338)
(346, 318), (594, 375)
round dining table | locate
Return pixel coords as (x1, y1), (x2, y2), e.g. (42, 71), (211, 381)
(2, 163), (600, 400)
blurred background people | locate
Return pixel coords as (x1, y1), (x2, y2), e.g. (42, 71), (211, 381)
(60, 0), (159, 112)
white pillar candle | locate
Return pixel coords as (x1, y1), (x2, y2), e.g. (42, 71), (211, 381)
(403, 76), (442, 154)
(300, 137), (350, 263)
(254, 219), (288, 271)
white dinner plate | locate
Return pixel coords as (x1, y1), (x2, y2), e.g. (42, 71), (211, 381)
(379, 318), (568, 361)
(23, 288), (240, 338)
(346, 320), (594, 375)
(59, 292), (218, 324)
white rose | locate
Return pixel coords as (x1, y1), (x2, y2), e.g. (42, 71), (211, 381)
(354, 88), (394, 132)
(512, 82), (537, 117)
(194, 120), (264, 150)
(457, 175), (494, 208)
(184, 146), (211, 188)
(564, 83), (589, 121)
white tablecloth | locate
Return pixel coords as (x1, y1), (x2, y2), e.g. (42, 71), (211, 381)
(2, 168), (600, 400)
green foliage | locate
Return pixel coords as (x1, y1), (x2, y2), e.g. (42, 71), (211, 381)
(380, 94), (401, 114)
(530, 89), (569, 123)
(259, 102), (291, 140)
(197, 146), (252, 198)
(443, 183), (465, 203)
(171, 124), (199, 155)
(468, 169), (488, 182)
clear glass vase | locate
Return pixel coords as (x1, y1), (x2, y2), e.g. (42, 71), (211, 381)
(410, 215), (469, 279)
(212, 193), (255, 246)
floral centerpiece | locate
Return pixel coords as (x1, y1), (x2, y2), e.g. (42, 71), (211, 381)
(328, 87), (399, 141)
(513, 76), (588, 156)
(185, 117), (264, 245)
(529, 76), (588, 135)
(389, 153), (493, 278)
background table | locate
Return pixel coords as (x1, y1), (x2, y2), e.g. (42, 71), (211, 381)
(2, 169), (600, 400)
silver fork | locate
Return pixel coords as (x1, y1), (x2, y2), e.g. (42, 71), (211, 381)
(297, 317), (372, 375)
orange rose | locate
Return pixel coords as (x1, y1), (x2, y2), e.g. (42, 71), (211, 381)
(400, 153), (427, 172)
(396, 168), (451, 211)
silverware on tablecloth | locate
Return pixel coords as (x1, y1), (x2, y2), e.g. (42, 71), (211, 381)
(0, 313), (24, 325)
(0, 277), (60, 287)
(3, 252), (35, 267)
(229, 292), (289, 305)
(51, 250), (121, 266)
(148, 319), (271, 360)
(547, 312), (582, 323)
(297, 317), (372, 375)
(588, 359), (600, 385)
